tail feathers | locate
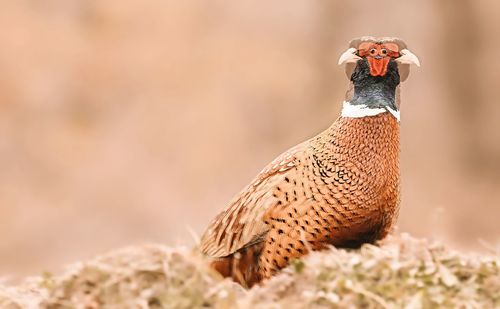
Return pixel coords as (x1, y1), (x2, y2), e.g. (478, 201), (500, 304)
(210, 243), (263, 288)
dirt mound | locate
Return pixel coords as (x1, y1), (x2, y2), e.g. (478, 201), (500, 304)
(1, 234), (498, 308)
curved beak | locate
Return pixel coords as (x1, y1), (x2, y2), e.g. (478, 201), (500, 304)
(396, 49), (420, 67)
(338, 47), (361, 65)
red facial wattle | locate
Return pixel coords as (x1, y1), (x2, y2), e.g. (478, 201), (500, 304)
(367, 57), (391, 76)
(357, 42), (400, 77)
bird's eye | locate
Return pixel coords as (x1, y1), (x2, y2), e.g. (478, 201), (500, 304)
(380, 49), (388, 55)
(369, 48), (377, 55)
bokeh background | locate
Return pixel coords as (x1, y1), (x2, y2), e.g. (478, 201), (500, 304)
(1, 0), (499, 280)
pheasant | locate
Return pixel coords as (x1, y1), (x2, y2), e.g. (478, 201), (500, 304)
(200, 37), (420, 287)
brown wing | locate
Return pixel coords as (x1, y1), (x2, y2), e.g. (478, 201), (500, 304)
(199, 142), (308, 258)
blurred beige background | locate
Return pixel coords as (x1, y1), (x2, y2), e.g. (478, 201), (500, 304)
(1, 0), (499, 279)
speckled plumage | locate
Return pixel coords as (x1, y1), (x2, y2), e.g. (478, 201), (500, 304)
(200, 37), (418, 287)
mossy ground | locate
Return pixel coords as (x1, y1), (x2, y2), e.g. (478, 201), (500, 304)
(1, 234), (498, 309)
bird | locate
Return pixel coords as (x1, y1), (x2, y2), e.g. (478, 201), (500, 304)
(199, 37), (420, 288)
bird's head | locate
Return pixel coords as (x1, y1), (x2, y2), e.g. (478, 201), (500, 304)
(337, 37), (420, 115)
(338, 37), (420, 82)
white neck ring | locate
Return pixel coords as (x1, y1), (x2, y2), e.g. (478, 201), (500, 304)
(341, 101), (400, 122)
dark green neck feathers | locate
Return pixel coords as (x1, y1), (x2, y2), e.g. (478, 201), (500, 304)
(350, 59), (400, 111)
